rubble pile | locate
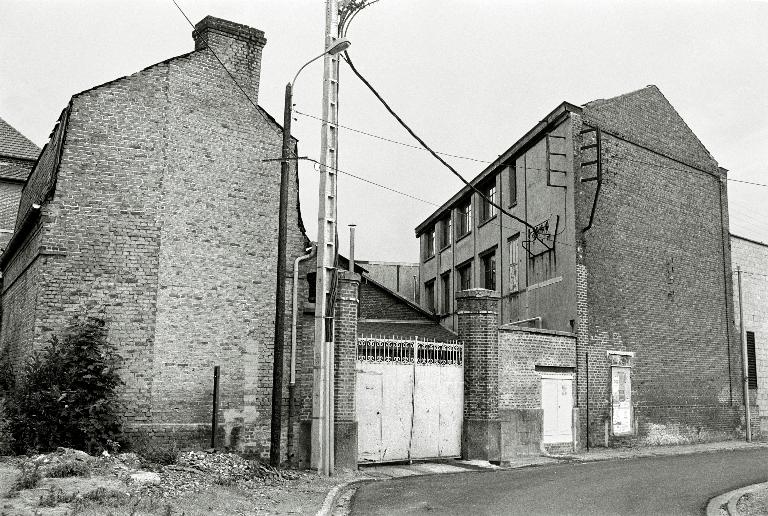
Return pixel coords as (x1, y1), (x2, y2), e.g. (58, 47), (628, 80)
(137, 451), (302, 498)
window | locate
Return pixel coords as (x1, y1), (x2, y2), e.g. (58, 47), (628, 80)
(479, 181), (497, 223)
(509, 165), (517, 206)
(440, 272), (451, 314)
(307, 272), (317, 303)
(457, 261), (472, 291)
(747, 331), (757, 389)
(481, 251), (496, 290)
(440, 216), (452, 248)
(509, 235), (520, 292)
(425, 227), (435, 258)
(424, 280), (436, 312)
(456, 199), (472, 237)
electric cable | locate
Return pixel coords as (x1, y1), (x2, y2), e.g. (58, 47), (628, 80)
(341, 51), (538, 233)
(294, 109), (492, 163)
(170, 0), (282, 138)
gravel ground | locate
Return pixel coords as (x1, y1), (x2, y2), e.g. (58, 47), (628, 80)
(737, 488), (768, 516)
(0, 448), (357, 515)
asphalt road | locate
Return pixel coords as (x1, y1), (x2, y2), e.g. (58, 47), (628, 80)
(351, 448), (768, 515)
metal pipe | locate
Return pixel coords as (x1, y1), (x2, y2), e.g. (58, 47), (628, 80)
(737, 267), (752, 442)
(286, 244), (316, 465)
(349, 224), (356, 271)
(509, 316), (542, 329)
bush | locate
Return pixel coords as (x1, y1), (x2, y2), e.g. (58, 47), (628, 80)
(13, 463), (41, 491)
(2, 316), (123, 454)
(45, 458), (91, 478)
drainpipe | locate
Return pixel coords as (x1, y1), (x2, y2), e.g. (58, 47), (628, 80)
(287, 243), (317, 464)
(509, 316), (542, 329)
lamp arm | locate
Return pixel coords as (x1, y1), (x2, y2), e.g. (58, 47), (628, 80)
(291, 52), (327, 89)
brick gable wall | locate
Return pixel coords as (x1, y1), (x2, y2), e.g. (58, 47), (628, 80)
(574, 98), (744, 445)
(0, 22), (307, 457)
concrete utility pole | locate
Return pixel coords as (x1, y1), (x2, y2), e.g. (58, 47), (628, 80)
(737, 266), (752, 442)
(312, 0), (341, 475)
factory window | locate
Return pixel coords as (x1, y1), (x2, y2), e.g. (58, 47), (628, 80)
(457, 261), (472, 291)
(482, 251), (496, 291)
(509, 165), (518, 206)
(457, 199), (472, 237)
(441, 272), (451, 314)
(479, 181), (497, 223)
(440, 215), (452, 248)
(509, 234), (520, 292)
(424, 280), (436, 313)
(425, 227), (435, 259)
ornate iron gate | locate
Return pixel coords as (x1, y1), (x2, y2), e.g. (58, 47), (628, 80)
(355, 337), (463, 463)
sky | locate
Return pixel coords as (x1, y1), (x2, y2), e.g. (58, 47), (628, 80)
(1, 0), (767, 263)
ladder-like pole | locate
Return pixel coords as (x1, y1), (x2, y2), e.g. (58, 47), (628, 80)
(312, 0), (340, 476)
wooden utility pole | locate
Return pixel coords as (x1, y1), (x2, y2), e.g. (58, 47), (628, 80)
(312, 0), (341, 476)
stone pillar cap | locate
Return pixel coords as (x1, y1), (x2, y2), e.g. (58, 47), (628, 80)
(455, 288), (500, 299)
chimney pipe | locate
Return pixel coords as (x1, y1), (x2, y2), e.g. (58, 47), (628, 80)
(348, 224), (356, 272)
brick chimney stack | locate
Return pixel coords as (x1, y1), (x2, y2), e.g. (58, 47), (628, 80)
(193, 16), (267, 102)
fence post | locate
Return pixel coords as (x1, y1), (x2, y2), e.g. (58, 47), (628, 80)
(211, 365), (220, 449)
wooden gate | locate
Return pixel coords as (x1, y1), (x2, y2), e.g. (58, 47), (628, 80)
(356, 337), (463, 463)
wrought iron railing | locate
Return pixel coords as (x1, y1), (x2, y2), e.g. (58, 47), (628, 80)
(356, 337), (463, 366)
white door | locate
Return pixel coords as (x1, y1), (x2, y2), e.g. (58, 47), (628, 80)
(541, 375), (573, 443)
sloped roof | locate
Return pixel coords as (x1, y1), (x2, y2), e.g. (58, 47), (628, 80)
(0, 116), (40, 160)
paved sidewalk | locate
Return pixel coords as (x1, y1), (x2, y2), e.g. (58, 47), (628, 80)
(563, 440), (768, 463)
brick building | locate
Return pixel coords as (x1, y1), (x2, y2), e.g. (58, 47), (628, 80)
(0, 117), (39, 249)
(415, 85), (749, 453)
(0, 16), (309, 456)
(731, 234), (768, 435)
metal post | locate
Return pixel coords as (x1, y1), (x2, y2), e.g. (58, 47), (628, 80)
(349, 224), (356, 271)
(270, 83), (294, 466)
(737, 267), (752, 442)
(585, 352), (589, 451)
(211, 365), (220, 449)
(312, 0), (341, 475)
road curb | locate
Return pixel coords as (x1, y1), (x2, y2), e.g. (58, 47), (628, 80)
(316, 477), (374, 516)
(706, 481), (768, 516)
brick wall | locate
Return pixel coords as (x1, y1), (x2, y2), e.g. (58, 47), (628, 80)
(574, 87), (745, 445)
(498, 327), (575, 410)
(731, 235), (768, 435)
(0, 17), (307, 458)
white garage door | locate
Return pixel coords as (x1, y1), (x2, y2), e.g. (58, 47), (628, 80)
(356, 337), (463, 463)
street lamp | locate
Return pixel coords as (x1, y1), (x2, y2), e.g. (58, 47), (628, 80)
(270, 38), (351, 467)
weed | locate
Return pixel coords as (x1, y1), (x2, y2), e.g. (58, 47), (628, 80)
(45, 458), (91, 478)
(38, 486), (76, 507)
(13, 463), (41, 491)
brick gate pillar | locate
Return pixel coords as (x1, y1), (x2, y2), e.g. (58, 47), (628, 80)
(333, 271), (359, 471)
(457, 288), (501, 462)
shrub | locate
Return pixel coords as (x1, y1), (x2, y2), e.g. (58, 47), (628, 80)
(3, 316), (123, 454)
(45, 458), (91, 478)
(13, 463), (41, 491)
(38, 486), (77, 508)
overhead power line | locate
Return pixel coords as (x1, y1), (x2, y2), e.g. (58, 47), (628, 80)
(302, 157), (440, 206)
(170, 0), (281, 137)
(341, 51), (537, 233)
(294, 110), (492, 164)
